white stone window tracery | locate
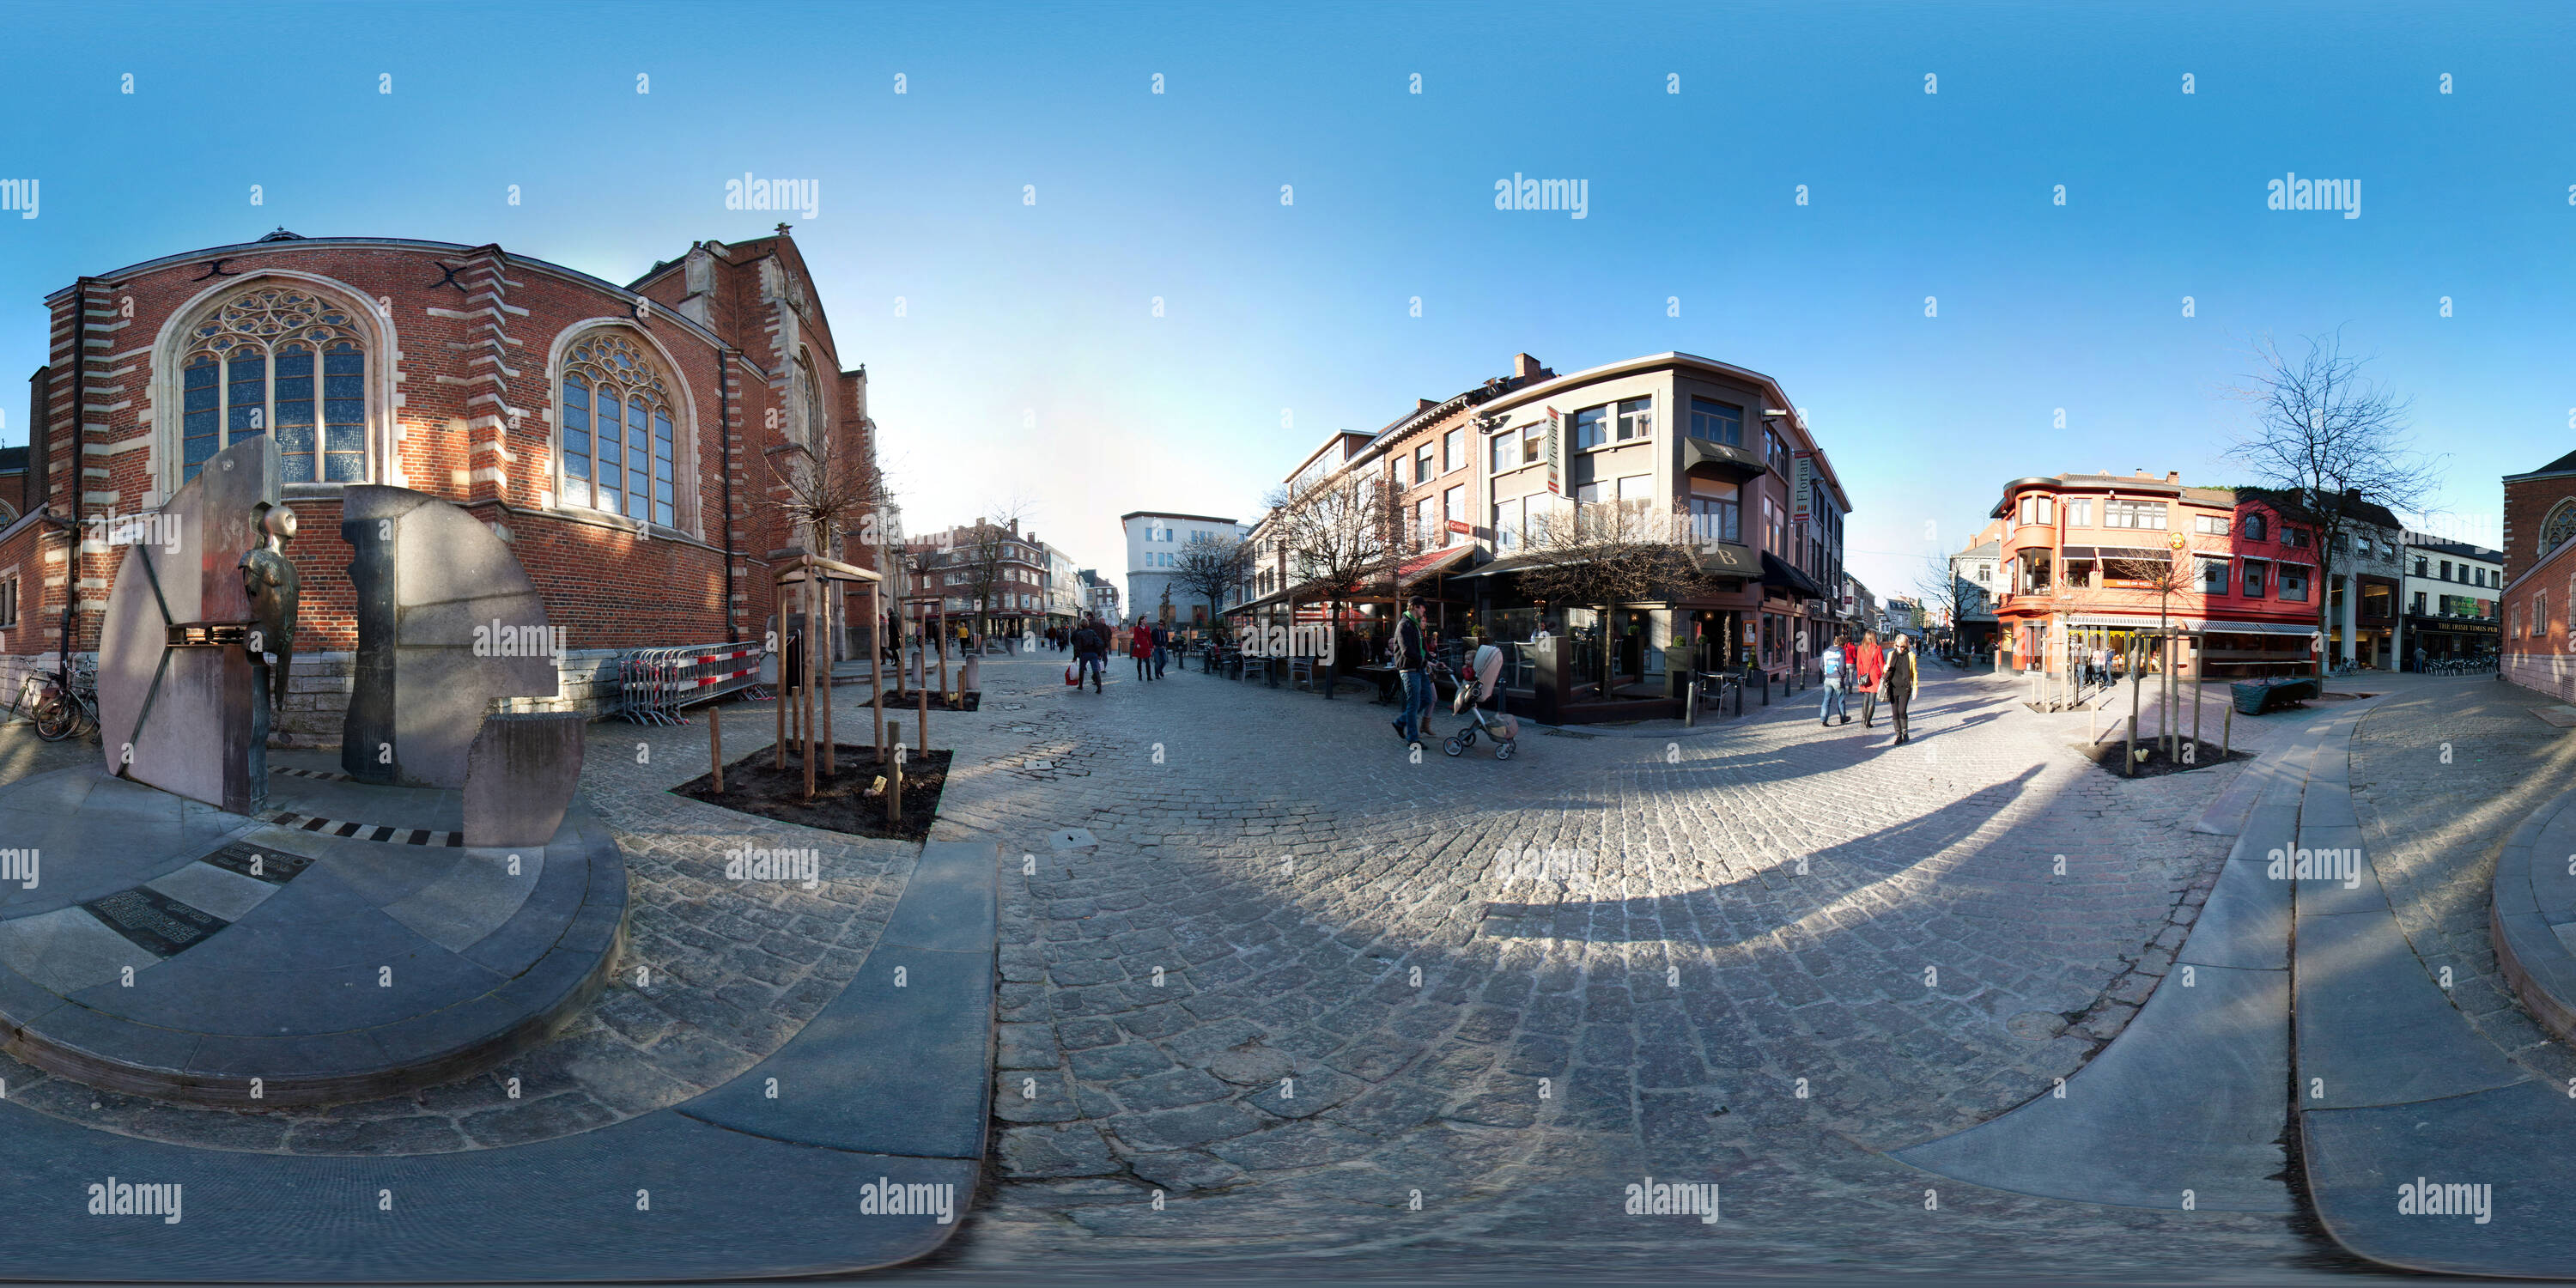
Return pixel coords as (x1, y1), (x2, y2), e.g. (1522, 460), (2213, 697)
(793, 350), (828, 449)
(178, 286), (368, 484)
(558, 331), (677, 528)
(2543, 501), (2576, 560)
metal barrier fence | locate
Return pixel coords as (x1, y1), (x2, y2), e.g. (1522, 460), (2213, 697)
(620, 641), (769, 725)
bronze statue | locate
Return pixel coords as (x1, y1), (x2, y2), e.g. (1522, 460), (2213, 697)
(240, 503), (299, 710)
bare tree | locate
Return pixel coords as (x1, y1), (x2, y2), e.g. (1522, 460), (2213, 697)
(760, 422), (894, 797)
(2225, 331), (2444, 679)
(1262, 470), (1402, 698)
(1912, 551), (1968, 655)
(2105, 549), (2198, 767)
(1515, 499), (1713, 698)
(1170, 535), (1249, 630)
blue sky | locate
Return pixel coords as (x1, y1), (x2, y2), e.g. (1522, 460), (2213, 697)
(2, 0), (2569, 596)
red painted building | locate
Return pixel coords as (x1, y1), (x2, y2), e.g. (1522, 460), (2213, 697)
(1990, 471), (2329, 677)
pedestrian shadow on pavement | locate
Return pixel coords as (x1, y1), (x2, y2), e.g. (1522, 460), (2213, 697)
(1476, 764), (2047, 947)
(1880, 711), (2002, 745)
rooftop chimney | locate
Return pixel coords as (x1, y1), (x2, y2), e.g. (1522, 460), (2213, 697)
(1514, 353), (1545, 381)
(2133, 470), (2149, 479)
(2166, 471), (2182, 484)
(1418, 398), (1437, 411)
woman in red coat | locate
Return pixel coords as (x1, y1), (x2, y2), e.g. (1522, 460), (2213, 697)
(1130, 616), (1157, 682)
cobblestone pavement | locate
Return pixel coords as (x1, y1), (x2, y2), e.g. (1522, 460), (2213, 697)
(925, 653), (2331, 1278)
(0, 708), (914, 1154)
(2348, 673), (2576, 1084)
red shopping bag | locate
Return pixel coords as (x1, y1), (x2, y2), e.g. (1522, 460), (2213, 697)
(1064, 665), (1078, 686)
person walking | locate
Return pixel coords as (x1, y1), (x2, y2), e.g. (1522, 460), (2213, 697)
(1151, 620), (1171, 679)
(1885, 631), (1919, 745)
(1856, 629), (1886, 728)
(1130, 616), (1155, 681)
(1818, 632), (1850, 726)
(2090, 643), (2109, 690)
(1391, 595), (1433, 746)
(1072, 617), (1106, 692)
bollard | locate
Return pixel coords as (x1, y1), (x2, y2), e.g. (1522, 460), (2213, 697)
(2221, 702), (2233, 762)
(888, 741), (904, 828)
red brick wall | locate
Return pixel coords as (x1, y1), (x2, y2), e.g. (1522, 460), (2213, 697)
(17, 235), (875, 658)
(2503, 472), (2576, 586)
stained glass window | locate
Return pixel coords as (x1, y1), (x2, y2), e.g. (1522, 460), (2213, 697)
(559, 331), (678, 526)
(177, 286), (367, 483)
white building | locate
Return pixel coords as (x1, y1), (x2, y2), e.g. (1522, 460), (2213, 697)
(2400, 536), (2502, 666)
(1078, 569), (1120, 620)
(1045, 544), (1082, 629)
(1121, 510), (1250, 627)
(1951, 537), (2002, 654)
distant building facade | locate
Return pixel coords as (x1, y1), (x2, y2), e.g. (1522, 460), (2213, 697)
(1121, 511), (1248, 626)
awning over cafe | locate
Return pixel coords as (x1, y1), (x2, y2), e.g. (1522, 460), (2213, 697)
(1759, 551), (1826, 600)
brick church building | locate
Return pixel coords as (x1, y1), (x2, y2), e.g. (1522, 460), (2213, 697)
(2502, 447), (2576, 701)
(4, 227), (881, 740)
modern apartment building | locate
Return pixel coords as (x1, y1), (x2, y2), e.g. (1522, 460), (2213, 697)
(1460, 351), (1844, 688)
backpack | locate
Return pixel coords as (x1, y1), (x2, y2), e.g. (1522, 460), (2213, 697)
(1821, 647), (1844, 679)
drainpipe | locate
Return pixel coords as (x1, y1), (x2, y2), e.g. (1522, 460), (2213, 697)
(719, 347), (736, 640)
(52, 277), (91, 687)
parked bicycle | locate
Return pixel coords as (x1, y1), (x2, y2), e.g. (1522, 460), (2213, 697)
(30, 660), (99, 743)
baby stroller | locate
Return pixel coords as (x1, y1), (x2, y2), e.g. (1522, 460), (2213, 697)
(1438, 643), (1519, 761)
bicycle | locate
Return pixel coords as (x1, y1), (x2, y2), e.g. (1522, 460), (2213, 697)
(30, 661), (99, 743)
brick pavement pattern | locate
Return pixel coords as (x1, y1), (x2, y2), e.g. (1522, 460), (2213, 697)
(932, 653), (2320, 1276)
(0, 714), (914, 1154)
(2348, 674), (2576, 1085)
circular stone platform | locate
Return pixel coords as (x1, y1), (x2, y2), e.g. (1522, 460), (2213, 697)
(0, 763), (625, 1107)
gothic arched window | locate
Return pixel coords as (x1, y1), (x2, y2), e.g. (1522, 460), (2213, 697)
(793, 351), (828, 449)
(559, 331), (676, 528)
(179, 285), (368, 483)
(2543, 501), (2576, 559)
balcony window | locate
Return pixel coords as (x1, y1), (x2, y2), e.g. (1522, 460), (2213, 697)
(2280, 564), (2310, 602)
(2244, 560), (2269, 598)
(1686, 478), (1740, 544)
(2200, 558), (2229, 595)
(1687, 398), (1742, 447)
